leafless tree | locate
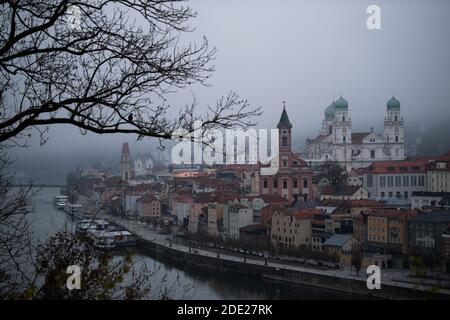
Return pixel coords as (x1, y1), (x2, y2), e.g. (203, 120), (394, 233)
(24, 231), (153, 299)
(0, 0), (261, 148)
(0, 0), (261, 299)
(319, 161), (348, 187)
(0, 153), (38, 297)
(351, 244), (363, 277)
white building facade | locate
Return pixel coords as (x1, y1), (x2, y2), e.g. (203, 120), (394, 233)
(134, 156), (154, 176)
(305, 96), (405, 171)
(223, 204), (253, 239)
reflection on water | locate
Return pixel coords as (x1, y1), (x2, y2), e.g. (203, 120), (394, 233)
(29, 187), (362, 300)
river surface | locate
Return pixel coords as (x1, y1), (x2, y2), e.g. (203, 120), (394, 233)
(30, 187), (362, 299)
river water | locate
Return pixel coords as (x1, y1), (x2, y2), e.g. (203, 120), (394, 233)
(30, 187), (360, 299)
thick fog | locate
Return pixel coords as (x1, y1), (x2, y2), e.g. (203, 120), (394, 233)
(8, 0), (450, 182)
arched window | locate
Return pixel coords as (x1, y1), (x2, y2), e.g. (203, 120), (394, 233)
(343, 136), (346, 143)
(395, 136), (399, 142)
(394, 116), (398, 122)
(328, 126), (332, 134)
(370, 150), (375, 159)
(282, 136), (288, 146)
(342, 116), (346, 122)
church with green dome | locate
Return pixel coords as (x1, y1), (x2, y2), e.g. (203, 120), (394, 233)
(305, 96), (405, 171)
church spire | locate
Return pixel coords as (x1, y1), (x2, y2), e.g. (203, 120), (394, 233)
(277, 101), (292, 129)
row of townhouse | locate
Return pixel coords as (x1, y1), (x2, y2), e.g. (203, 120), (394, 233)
(170, 191), (290, 240)
(269, 207), (360, 265)
(268, 190), (450, 271)
(354, 208), (450, 270)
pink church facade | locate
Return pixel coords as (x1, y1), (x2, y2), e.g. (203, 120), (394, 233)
(259, 105), (313, 203)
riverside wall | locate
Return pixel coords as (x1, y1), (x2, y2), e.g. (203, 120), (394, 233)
(136, 239), (450, 300)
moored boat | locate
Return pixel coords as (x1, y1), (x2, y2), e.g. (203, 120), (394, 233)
(85, 227), (137, 249)
(64, 203), (83, 216)
(53, 195), (68, 205)
(75, 218), (109, 235)
(87, 229), (115, 249)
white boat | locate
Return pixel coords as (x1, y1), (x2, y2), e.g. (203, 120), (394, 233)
(87, 229), (115, 249)
(55, 201), (66, 210)
(109, 230), (137, 247)
(64, 203), (83, 216)
(53, 195), (68, 205)
(86, 228), (137, 249)
(75, 218), (109, 234)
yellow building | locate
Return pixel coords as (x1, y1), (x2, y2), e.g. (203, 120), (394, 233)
(366, 208), (416, 254)
(270, 208), (321, 248)
(367, 214), (388, 243)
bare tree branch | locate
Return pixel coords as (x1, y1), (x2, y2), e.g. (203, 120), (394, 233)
(0, 0), (261, 147)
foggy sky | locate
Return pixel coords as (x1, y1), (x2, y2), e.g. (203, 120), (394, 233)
(9, 0), (450, 181)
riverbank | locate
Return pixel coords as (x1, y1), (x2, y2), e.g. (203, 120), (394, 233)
(102, 214), (450, 300)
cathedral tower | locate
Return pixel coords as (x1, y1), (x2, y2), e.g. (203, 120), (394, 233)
(121, 142), (131, 181)
(384, 96), (404, 159)
(333, 96), (352, 144)
(321, 101), (336, 135)
(332, 96), (352, 168)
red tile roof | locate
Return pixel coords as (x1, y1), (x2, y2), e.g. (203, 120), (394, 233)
(280, 208), (323, 219)
(172, 194), (193, 203)
(259, 194), (291, 204)
(137, 194), (159, 203)
(193, 192), (240, 204)
(319, 199), (384, 208)
(360, 159), (427, 174)
(195, 178), (239, 190)
(365, 208), (418, 219)
(173, 171), (211, 178)
(321, 185), (363, 196)
(351, 132), (370, 144)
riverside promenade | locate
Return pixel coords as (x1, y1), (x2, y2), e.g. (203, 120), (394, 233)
(101, 214), (450, 299)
